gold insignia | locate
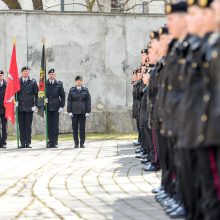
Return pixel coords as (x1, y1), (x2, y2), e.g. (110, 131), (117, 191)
(199, 0), (208, 7)
(187, 0), (195, 6)
(201, 114), (208, 122)
(165, 4), (172, 14)
(203, 95), (210, 102)
(178, 58), (186, 64)
(168, 85), (173, 91)
(150, 32), (155, 39)
(212, 51), (218, 59)
(192, 62), (198, 68)
(198, 134), (205, 142)
(203, 62), (209, 68)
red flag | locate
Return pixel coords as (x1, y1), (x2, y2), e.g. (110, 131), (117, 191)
(4, 44), (20, 124)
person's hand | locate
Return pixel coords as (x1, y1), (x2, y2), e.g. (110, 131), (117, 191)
(32, 106), (38, 112)
(45, 98), (48, 104)
(58, 107), (64, 113)
(15, 101), (19, 107)
(85, 113), (90, 117)
(68, 112), (73, 117)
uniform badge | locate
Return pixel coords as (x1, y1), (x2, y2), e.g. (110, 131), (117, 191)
(199, 0), (208, 7)
(187, 0), (195, 6)
(165, 4), (172, 14)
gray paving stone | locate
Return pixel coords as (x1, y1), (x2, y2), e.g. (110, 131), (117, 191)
(0, 140), (170, 220)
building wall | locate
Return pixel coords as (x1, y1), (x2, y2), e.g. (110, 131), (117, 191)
(0, 11), (165, 133)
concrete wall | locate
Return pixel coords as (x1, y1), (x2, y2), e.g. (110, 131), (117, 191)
(0, 11), (165, 134)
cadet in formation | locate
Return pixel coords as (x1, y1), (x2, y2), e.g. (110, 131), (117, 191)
(132, 0), (220, 219)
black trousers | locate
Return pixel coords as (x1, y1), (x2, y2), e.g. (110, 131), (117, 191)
(195, 147), (220, 220)
(48, 111), (59, 146)
(155, 131), (169, 187)
(18, 112), (33, 146)
(164, 137), (176, 195)
(175, 149), (197, 220)
(0, 114), (7, 146)
(72, 114), (86, 145)
(136, 117), (142, 143)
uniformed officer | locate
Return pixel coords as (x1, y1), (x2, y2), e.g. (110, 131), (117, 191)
(67, 76), (91, 148)
(0, 71), (7, 149)
(46, 69), (65, 148)
(17, 66), (38, 148)
(132, 67), (144, 148)
(176, 0), (220, 219)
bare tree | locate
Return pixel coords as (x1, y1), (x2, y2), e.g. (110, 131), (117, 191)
(86, 0), (96, 12)
(1, 0), (22, 9)
(32, 0), (43, 10)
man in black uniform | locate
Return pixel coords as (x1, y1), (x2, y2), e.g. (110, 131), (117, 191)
(176, 1), (220, 219)
(46, 69), (65, 148)
(17, 66), (38, 148)
(132, 68), (143, 150)
(0, 71), (7, 149)
(67, 76), (91, 148)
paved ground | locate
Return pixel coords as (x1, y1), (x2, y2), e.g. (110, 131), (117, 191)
(0, 140), (171, 220)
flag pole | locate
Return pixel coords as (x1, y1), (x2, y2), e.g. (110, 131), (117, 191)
(13, 37), (20, 148)
(42, 37), (48, 147)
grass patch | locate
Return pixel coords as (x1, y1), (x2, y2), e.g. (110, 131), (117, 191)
(8, 132), (137, 142)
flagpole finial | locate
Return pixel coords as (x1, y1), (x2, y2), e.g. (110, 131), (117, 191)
(12, 37), (16, 45)
(41, 36), (46, 45)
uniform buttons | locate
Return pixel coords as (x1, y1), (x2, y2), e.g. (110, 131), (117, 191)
(168, 85), (172, 91)
(201, 114), (208, 122)
(198, 134), (205, 142)
(178, 75), (183, 81)
(212, 51), (218, 59)
(178, 59), (186, 64)
(203, 62), (209, 68)
(203, 95), (210, 102)
(160, 129), (165, 134)
(192, 62), (198, 68)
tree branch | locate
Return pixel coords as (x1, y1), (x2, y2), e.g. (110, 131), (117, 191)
(1, 0), (22, 9)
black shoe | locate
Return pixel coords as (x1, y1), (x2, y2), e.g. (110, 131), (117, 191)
(46, 144), (52, 148)
(144, 164), (159, 172)
(136, 152), (145, 159)
(133, 141), (141, 146)
(0, 145), (6, 149)
(166, 203), (181, 214)
(161, 198), (176, 208)
(141, 158), (150, 164)
(26, 144), (32, 148)
(156, 192), (170, 201)
(152, 186), (164, 194)
(169, 206), (186, 219)
(74, 144), (79, 148)
(19, 144), (26, 149)
(49, 145), (58, 148)
(80, 145), (85, 148)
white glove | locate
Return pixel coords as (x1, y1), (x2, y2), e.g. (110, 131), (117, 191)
(45, 98), (48, 104)
(58, 107), (64, 113)
(15, 102), (19, 107)
(31, 106), (38, 112)
(85, 113), (90, 117)
(68, 112), (73, 117)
